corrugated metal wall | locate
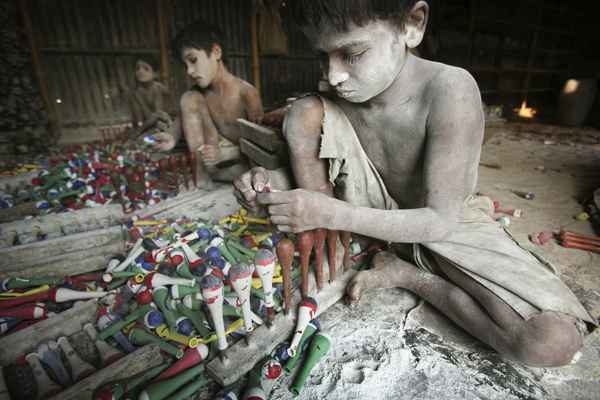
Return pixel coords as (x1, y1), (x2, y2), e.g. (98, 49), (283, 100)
(27, 0), (320, 145)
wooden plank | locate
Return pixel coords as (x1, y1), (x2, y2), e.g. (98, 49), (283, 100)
(0, 242), (125, 281)
(237, 119), (284, 152)
(0, 201), (38, 219)
(239, 138), (288, 171)
(0, 299), (99, 367)
(0, 226), (123, 267)
(48, 344), (163, 400)
(0, 185), (211, 240)
(206, 255), (358, 387)
(0, 204), (123, 239)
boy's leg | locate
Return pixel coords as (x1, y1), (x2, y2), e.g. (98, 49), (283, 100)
(180, 90), (220, 188)
(347, 251), (583, 367)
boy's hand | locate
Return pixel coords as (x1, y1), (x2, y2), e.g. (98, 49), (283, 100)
(198, 144), (224, 166)
(233, 167), (269, 215)
(150, 132), (176, 152)
(257, 189), (335, 233)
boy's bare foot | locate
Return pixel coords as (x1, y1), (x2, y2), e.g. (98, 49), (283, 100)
(346, 251), (417, 307)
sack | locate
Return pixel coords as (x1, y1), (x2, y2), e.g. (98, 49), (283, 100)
(258, 0), (288, 56)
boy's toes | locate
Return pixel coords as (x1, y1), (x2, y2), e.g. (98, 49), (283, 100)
(346, 272), (367, 307)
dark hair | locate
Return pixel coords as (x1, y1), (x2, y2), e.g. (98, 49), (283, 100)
(133, 54), (160, 73)
(171, 21), (228, 65)
(290, 0), (419, 32)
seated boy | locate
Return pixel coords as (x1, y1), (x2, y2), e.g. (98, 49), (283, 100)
(233, 0), (596, 367)
(127, 55), (177, 138)
(152, 22), (263, 188)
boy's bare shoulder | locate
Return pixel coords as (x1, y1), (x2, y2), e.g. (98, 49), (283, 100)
(422, 61), (480, 102)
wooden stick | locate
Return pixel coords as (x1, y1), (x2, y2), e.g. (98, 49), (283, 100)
(179, 154), (189, 190)
(124, 166), (139, 210)
(135, 164), (149, 204)
(342, 231), (351, 271)
(297, 231), (314, 299)
(276, 238), (294, 316)
(18, 0), (60, 141)
(158, 159), (170, 196)
(562, 239), (600, 253)
(313, 228), (327, 292)
(188, 152), (197, 188)
(560, 230), (600, 245)
(109, 170), (127, 213)
(168, 156), (180, 195)
(155, 0), (170, 90)
(327, 230), (338, 282)
(560, 233), (600, 247)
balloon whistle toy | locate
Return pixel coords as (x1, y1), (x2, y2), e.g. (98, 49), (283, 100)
(312, 228), (327, 291)
(57, 336), (97, 383)
(229, 262), (254, 344)
(201, 274), (229, 364)
(276, 238), (294, 316)
(288, 298), (317, 358)
(37, 341), (74, 388)
(26, 352), (63, 399)
(297, 230), (314, 299)
(151, 343), (209, 384)
(290, 332), (332, 396)
(83, 323), (124, 367)
(253, 249), (276, 328)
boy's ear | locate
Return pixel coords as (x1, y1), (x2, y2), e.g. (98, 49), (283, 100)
(404, 1), (429, 49)
(153, 71), (159, 79)
(211, 44), (223, 61)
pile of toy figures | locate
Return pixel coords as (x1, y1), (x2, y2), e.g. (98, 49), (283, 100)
(0, 134), (197, 223)
(0, 208), (367, 399)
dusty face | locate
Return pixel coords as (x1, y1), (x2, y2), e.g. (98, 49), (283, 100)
(135, 60), (155, 83)
(181, 45), (218, 89)
(304, 19), (407, 103)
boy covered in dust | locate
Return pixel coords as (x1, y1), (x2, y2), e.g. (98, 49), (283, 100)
(152, 22), (263, 188)
(127, 55), (177, 137)
(233, 0), (596, 367)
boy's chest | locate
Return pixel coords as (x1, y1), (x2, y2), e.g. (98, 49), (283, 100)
(203, 93), (248, 139)
(347, 108), (427, 174)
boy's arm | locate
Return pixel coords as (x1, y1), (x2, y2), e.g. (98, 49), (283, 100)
(201, 82), (263, 165)
(240, 82), (264, 122)
(256, 69), (484, 242)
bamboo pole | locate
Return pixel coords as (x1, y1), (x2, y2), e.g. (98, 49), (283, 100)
(156, 0), (170, 90)
(251, 0), (260, 95)
(18, 0), (60, 141)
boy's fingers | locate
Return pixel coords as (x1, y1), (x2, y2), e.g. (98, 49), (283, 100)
(251, 169), (269, 192)
(265, 203), (287, 216)
(257, 191), (290, 205)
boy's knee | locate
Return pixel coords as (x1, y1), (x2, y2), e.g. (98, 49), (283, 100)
(181, 90), (207, 112)
(283, 96), (324, 145)
(510, 313), (583, 367)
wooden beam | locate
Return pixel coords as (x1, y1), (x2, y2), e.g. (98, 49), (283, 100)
(0, 227), (123, 267)
(155, 0), (170, 90)
(251, 0), (261, 95)
(17, 0), (60, 141)
(49, 344), (163, 400)
(0, 300), (99, 367)
(0, 242), (125, 281)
